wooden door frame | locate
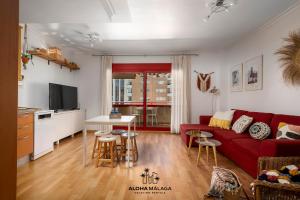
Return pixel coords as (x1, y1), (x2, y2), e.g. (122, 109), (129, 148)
(0, 0), (18, 199)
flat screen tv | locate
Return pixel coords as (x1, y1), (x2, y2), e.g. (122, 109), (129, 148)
(49, 83), (78, 111)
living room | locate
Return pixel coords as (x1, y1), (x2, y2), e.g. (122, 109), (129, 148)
(1, 0), (300, 199)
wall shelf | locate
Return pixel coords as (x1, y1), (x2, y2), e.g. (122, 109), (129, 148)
(28, 50), (80, 71)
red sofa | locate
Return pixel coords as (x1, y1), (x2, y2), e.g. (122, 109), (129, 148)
(180, 109), (300, 178)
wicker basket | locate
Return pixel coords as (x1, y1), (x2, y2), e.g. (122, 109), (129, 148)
(254, 157), (300, 200)
(223, 187), (241, 200)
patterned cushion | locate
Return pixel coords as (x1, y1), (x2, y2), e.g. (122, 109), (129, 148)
(209, 110), (235, 130)
(208, 167), (240, 198)
(232, 115), (253, 134)
(249, 122), (271, 140)
(276, 122), (300, 140)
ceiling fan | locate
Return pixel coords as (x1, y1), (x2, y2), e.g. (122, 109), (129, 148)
(75, 30), (102, 47)
(203, 0), (237, 22)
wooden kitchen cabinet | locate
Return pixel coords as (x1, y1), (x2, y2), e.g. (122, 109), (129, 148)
(17, 113), (34, 158)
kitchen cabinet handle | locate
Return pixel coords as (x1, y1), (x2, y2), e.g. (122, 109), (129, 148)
(18, 136), (30, 141)
(20, 114), (29, 118)
(18, 125), (30, 129)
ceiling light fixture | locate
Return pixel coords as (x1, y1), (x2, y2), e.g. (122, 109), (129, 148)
(203, 0), (237, 22)
(75, 31), (102, 48)
(49, 23), (60, 30)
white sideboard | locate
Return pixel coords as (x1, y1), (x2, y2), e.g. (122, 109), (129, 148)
(52, 109), (85, 144)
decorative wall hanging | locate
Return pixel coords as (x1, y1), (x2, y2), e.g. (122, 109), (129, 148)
(21, 24), (31, 70)
(275, 31), (300, 86)
(230, 64), (243, 92)
(244, 55), (263, 91)
(194, 70), (214, 92)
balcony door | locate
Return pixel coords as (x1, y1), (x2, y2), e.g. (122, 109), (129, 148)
(112, 63), (171, 131)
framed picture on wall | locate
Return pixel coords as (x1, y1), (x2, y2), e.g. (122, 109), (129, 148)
(244, 55), (263, 91)
(230, 64), (243, 92)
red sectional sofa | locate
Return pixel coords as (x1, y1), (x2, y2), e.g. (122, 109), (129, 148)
(180, 109), (300, 178)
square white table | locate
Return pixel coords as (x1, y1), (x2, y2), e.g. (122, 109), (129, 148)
(83, 115), (136, 168)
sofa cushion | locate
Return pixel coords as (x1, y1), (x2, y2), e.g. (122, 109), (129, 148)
(249, 122), (271, 140)
(232, 115), (253, 133)
(213, 129), (250, 143)
(209, 110), (235, 130)
(231, 138), (261, 158)
(231, 109), (249, 124)
(276, 123), (300, 140)
(270, 114), (300, 138)
(247, 111), (273, 125)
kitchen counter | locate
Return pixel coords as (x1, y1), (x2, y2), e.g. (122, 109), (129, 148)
(18, 107), (40, 115)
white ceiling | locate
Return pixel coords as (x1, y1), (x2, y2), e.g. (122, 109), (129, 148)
(20, 0), (299, 54)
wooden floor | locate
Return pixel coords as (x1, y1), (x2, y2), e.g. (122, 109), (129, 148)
(17, 132), (254, 200)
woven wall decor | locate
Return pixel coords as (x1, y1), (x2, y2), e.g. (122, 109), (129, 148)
(194, 70), (214, 92)
(275, 31), (300, 85)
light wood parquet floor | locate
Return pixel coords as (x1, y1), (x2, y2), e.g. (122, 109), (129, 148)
(17, 131), (254, 200)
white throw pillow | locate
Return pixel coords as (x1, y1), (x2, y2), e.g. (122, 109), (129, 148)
(232, 115), (253, 134)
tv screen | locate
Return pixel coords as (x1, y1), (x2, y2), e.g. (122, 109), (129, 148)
(62, 85), (78, 110)
(49, 83), (78, 111)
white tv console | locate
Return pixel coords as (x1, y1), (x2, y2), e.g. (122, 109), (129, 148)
(52, 109), (85, 144)
(31, 109), (84, 160)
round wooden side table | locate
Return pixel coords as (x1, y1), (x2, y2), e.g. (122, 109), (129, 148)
(195, 139), (222, 166)
(186, 130), (213, 155)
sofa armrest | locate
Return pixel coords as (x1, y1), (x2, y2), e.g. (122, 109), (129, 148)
(199, 115), (212, 125)
(260, 139), (300, 157)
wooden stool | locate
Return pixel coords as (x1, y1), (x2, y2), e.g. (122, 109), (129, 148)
(96, 135), (118, 168)
(120, 132), (138, 162)
(91, 130), (109, 159)
(195, 139), (222, 166)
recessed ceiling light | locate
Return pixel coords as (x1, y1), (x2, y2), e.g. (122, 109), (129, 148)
(49, 23), (60, 30)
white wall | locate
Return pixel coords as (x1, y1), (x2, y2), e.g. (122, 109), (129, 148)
(18, 25), (78, 109)
(72, 54), (101, 119)
(221, 4), (300, 116)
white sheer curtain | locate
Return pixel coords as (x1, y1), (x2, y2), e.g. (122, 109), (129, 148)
(171, 55), (191, 133)
(99, 56), (112, 132)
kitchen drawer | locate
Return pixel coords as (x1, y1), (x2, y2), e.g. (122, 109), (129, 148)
(18, 123), (33, 137)
(17, 133), (33, 158)
(18, 113), (33, 125)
